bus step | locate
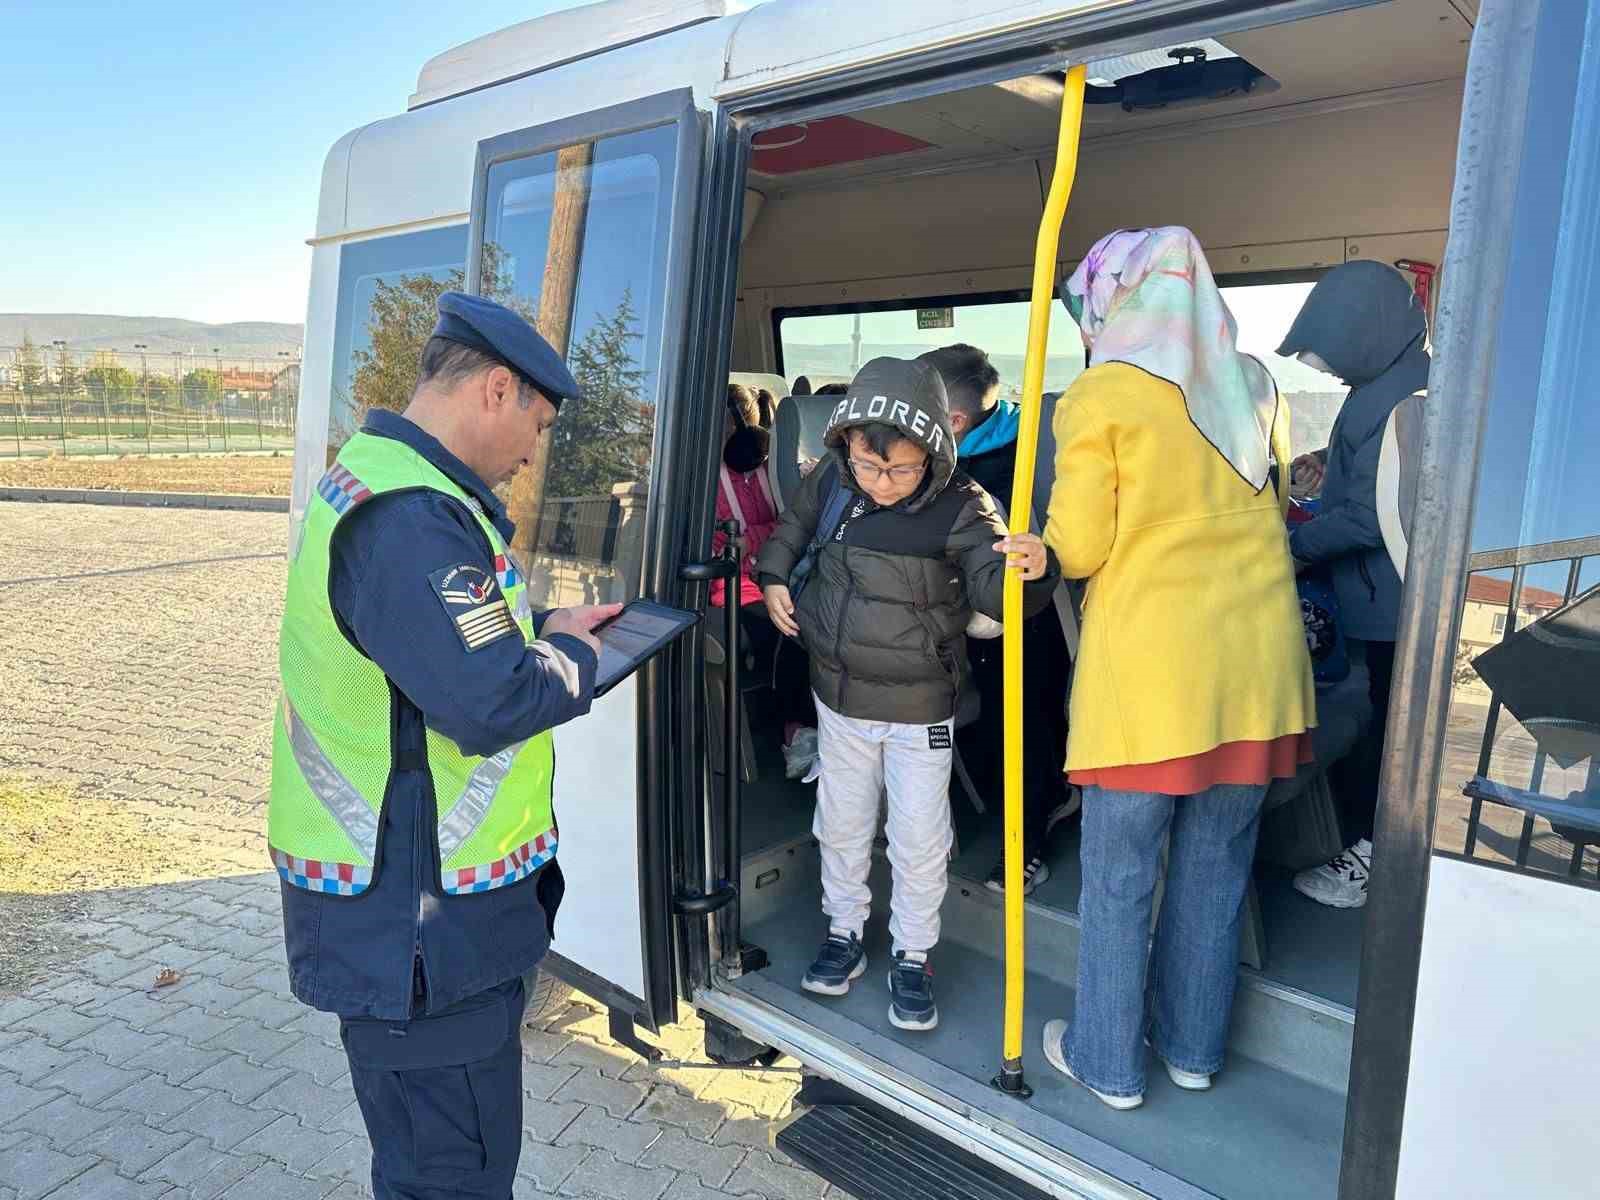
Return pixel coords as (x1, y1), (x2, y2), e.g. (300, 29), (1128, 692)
(776, 1100), (1051, 1200)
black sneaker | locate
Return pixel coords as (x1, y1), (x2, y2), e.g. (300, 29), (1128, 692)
(985, 854), (1051, 896)
(887, 952), (938, 1031)
(802, 932), (866, 996)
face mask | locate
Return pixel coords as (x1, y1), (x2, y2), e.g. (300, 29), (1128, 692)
(1297, 350), (1335, 377)
(723, 426), (769, 474)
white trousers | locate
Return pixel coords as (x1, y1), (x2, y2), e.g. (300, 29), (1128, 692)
(813, 695), (954, 955)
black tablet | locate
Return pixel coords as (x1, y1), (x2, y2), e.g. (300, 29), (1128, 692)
(591, 600), (701, 697)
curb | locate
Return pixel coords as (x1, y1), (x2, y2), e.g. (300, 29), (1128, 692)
(0, 486), (289, 513)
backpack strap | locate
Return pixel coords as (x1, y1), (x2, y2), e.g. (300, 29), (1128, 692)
(719, 465), (749, 533)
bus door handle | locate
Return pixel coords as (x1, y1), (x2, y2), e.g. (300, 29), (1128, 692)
(677, 525), (743, 952)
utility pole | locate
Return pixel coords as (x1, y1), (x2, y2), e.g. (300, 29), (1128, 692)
(213, 347), (225, 450)
(850, 312), (862, 374)
(507, 141), (594, 558)
(50, 340), (69, 452)
(134, 343), (151, 453)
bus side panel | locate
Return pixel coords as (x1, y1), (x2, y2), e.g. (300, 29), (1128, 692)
(1395, 858), (1599, 1198)
(289, 241), (341, 541)
(547, 675), (647, 1005)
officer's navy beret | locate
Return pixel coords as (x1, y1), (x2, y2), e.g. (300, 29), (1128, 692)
(432, 292), (581, 407)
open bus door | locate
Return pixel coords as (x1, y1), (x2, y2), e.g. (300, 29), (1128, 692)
(460, 89), (708, 1039)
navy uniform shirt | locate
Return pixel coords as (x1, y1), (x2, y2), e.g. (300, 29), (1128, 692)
(281, 409), (597, 1020)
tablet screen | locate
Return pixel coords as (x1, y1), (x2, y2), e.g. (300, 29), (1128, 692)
(592, 601), (700, 695)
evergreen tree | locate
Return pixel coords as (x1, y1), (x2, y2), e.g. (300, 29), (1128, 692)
(16, 334), (44, 396)
(544, 289), (652, 501)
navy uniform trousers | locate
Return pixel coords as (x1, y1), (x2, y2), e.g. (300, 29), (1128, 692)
(340, 972), (528, 1200)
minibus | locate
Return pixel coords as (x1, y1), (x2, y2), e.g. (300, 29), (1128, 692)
(291, 1), (1600, 1196)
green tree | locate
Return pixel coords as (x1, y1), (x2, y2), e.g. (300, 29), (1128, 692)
(181, 369), (220, 408)
(347, 267), (465, 427)
(341, 243), (528, 447)
(54, 345), (80, 397)
(16, 333), (44, 396)
(83, 365), (137, 402)
(142, 374), (175, 404)
(543, 289), (652, 501)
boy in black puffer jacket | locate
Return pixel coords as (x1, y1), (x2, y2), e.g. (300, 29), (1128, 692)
(755, 357), (1059, 1031)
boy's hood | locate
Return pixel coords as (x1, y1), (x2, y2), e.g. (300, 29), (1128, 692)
(821, 356), (957, 513)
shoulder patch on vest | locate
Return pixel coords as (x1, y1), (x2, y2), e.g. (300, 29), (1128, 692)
(316, 464), (374, 515)
(429, 563), (518, 652)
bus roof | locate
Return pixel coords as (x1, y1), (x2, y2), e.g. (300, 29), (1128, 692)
(410, 0), (747, 110)
(408, 0), (1125, 111)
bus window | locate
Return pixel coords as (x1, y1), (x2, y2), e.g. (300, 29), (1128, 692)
(1439, 30), (1600, 883)
(778, 298), (1086, 402)
(327, 225), (468, 462)
(777, 279), (1335, 459)
(1222, 280), (1341, 459)
(476, 123), (678, 610)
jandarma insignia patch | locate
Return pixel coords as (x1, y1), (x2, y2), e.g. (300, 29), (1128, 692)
(429, 563), (518, 652)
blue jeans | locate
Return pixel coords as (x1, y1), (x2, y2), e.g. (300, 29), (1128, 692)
(1065, 783), (1266, 1097)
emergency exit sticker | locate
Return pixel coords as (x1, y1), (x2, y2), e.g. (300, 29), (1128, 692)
(916, 307), (955, 330)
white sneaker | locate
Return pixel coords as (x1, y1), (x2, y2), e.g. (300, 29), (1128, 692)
(1294, 838), (1373, 909)
(784, 728), (819, 781)
(1041, 1019), (1143, 1110)
(1162, 1062), (1213, 1091)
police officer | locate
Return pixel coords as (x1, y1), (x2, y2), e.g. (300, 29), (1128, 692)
(268, 292), (618, 1199)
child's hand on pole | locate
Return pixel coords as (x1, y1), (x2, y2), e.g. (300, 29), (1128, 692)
(994, 533), (1047, 581)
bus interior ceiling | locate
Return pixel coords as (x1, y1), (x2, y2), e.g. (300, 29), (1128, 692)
(717, 4), (1469, 1199)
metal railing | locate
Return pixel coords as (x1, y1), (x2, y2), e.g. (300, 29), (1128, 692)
(1, 344), (299, 457)
(1462, 534), (1600, 870)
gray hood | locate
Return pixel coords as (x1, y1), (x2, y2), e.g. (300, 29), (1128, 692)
(821, 356), (957, 513)
(1277, 260), (1427, 386)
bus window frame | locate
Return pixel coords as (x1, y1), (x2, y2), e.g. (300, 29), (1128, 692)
(463, 87), (707, 1036)
(683, 1), (1542, 1196)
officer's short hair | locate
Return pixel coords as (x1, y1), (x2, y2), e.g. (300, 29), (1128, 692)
(416, 336), (506, 391)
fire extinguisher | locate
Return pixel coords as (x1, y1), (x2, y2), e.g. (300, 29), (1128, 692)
(1395, 258), (1436, 315)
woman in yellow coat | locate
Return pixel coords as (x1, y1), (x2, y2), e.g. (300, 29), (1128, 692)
(1039, 227), (1315, 1110)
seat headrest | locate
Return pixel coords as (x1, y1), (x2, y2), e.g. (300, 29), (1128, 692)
(772, 393), (838, 507)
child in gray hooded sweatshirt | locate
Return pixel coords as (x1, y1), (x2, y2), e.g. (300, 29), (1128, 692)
(755, 356), (1059, 1031)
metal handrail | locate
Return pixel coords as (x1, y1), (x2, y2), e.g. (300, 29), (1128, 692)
(1467, 534), (1600, 572)
(1462, 536), (1598, 868)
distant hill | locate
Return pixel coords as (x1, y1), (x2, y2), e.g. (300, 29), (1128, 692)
(0, 314), (303, 358)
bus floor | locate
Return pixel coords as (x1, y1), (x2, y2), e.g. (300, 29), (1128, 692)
(734, 845), (1349, 1200)
(738, 755), (1366, 1012)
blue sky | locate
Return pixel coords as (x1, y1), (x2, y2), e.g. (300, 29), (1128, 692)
(0, 1), (591, 328)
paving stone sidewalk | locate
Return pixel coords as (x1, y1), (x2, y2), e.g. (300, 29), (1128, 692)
(1, 504), (816, 1200)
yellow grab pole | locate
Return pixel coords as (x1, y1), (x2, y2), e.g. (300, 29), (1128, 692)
(996, 65), (1086, 1097)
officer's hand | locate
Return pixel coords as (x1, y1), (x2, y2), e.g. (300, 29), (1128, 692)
(763, 584), (800, 638)
(542, 603), (623, 654)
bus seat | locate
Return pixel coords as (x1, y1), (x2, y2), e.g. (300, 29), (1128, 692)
(770, 392), (836, 511)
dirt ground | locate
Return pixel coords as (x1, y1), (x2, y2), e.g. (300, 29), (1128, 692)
(0, 451), (294, 496)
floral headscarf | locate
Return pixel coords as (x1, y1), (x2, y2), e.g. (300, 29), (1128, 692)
(1065, 227), (1279, 490)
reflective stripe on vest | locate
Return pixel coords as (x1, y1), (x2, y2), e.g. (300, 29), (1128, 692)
(269, 431), (557, 897)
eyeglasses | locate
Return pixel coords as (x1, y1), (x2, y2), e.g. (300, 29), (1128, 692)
(849, 457), (927, 485)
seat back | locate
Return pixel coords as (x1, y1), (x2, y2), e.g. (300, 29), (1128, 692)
(770, 392), (838, 510)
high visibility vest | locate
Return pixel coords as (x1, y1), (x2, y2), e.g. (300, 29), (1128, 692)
(268, 431), (555, 897)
